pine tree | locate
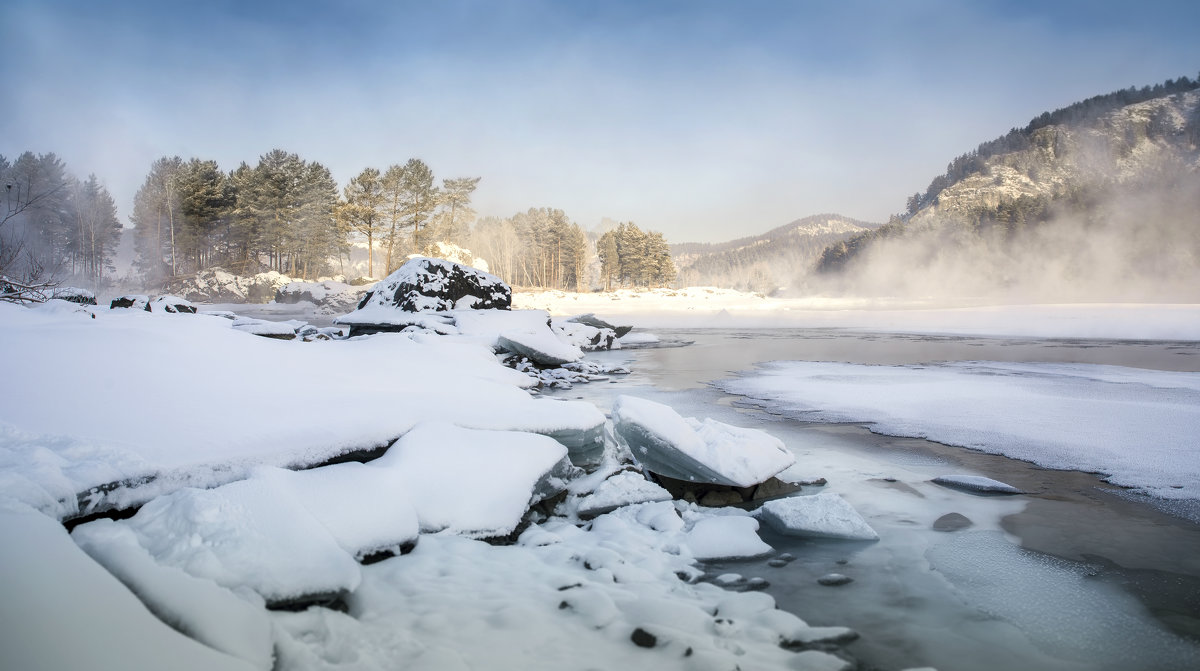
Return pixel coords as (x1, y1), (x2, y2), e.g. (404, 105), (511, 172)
(342, 167), (387, 278)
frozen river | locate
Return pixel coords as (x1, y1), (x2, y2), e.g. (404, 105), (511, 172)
(553, 328), (1200, 671)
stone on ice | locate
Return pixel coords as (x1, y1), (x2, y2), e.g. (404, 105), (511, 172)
(566, 313), (633, 338)
(757, 493), (879, 541)
(611, 395), (795, 488)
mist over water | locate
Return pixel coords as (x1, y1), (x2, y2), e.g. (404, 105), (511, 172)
(804, 154), (1200, 305)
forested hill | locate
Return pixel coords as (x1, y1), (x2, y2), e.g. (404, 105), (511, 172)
(672, 214), (878, 293)
(814, 74), (1200, 301)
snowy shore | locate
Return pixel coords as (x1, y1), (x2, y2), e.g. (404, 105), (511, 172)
(0, 299), (861, 671)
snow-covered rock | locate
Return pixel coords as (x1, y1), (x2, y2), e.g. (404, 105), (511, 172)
(552, 318), (617, 351)
(565, 312), (633, 338)
(149, 295), (196, 314)
(163, 267), (293, 304)
(611, 395), (796, 488)
(49, 286), (97, 305)
(756, 493), (879, 541)
(230, 317), (302, 339)
(275, 280), (366, 315)
(933, 474), (1024, 495)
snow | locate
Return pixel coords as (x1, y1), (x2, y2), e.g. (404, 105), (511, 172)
(269, 503), (852, 671)
(368, 421), (568, 537)
(719, 360), (1200, 499)
(251, 464), (419, 557)
(71, 519), (274, 669)
(0, 301), (614, 517)
(572, 470), (672, 518)
(112, 476), (363, 603)
(513, 289), (1200, 340)
(685, 515), (773, 560)
(756, 493), (880, 541)
(0, 502), (258, 671)
(933, 474), (1023, 494)
(230, 316), (300, 336)
(498, 327), (584, 365)
(612, 395), (796, 487)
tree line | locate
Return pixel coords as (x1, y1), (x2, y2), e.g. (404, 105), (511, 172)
(596, 222), (676, 290)
(1, 152), (121, 292)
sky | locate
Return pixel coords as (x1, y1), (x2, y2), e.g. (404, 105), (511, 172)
(3, 0), (1198, 243)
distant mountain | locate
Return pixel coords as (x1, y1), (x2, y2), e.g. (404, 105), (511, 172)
(815, 75), (1200, 301)
(672, 214), (879, 293)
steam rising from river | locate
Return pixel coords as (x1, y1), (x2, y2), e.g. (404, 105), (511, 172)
(804, 177), (1200, 303)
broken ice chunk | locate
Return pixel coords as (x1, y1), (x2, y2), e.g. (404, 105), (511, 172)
(757, 493), (879, 541)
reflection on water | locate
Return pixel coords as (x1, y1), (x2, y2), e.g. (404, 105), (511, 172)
(561, 328), (1200, 671)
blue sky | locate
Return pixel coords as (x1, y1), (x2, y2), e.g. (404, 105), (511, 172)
(3, 0), (1198, 242)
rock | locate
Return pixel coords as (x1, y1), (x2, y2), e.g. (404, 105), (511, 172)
(767, 558), (790, 568)
(932, 512), (974, 532)
(817, 573), (854, 586)
(49, 286), (97, 305)
(231, 317), (300, 339)
(698, 489), (744, 507)
(149, 295), (196, 314)
(110, 294), (151, 311)
(359, 257), (509, 312)
(751, 477), (805, 501)
(611, 395), (796, 488)
(275, 280), (366, 315)
(757, 493), (879, 541)
(334, 257), (510, 336)
(933, 475), (1023, 495)
(630, 627), (657, 648)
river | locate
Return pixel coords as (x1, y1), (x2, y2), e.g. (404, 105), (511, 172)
(552, 328), (1200, 671)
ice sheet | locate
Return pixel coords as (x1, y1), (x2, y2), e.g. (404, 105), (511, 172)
(720, 360), (1200, 499)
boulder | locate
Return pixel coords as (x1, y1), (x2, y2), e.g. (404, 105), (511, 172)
(149, 295), (197, 314)
(356, 257), (510, 312)
(334, 257), (510, 337)
(111, 294), (151, 311)
(611, 395), (795, 488)
(553, 319), (616, 351)
(49, 286), (97, 305)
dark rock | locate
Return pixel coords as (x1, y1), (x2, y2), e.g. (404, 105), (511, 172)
(767, 558), (790, 568)
(110, 295), (151, 311)
(698, 489), (744, 507)
(817, 573), (854, 586)
(933, 512), (974, 532)
(751, 477), (805, 501)
(630, 627), (658, 648)
(149, 295), (196, 314)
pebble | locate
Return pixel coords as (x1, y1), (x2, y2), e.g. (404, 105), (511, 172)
(818, 573), (854, 586)
(933, 512), (974, 532)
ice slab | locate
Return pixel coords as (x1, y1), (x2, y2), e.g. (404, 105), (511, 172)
(115, 477), (362, 604)
(686, 515), (773, 560)
(719, 360), (1200, 499)
(574, 470), (672, 518)
(368, 422), (568, 537)
(757, 493), (879, 541)
(933, 474), (1023, 495)
(497, 328), (583, 365)
(612, 395), (795, 487)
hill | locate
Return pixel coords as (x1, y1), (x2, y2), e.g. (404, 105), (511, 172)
(815, 75), (1200, 301)
(672, 214), (878, 293)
